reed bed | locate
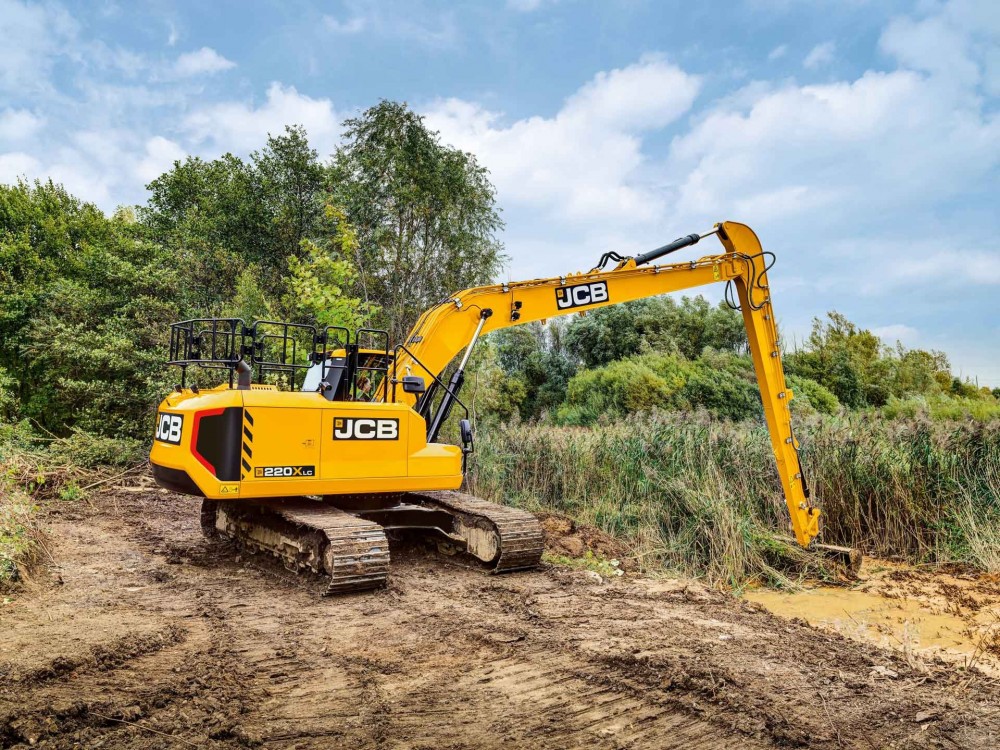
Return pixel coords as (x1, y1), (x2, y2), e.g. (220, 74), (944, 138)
(469, 412), (1000, 587)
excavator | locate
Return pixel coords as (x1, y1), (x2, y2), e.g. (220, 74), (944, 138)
(150, 221), (856, 594)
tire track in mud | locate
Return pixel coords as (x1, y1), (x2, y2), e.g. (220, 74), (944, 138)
(434, 577), (1000, 750)
(6, 492), (1000, 749)
(0, 507), (261, 748)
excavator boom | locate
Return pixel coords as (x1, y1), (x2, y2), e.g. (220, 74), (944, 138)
(397, 221), (820, 547)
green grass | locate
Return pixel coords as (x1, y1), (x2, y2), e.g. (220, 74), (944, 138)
(469, 411), (1000, 588)
(542, 550), (624, 578)
(0, 490), (40, 588)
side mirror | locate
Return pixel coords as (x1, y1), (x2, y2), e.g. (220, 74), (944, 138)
(402, 375), (426, 394)
(459, 419), (474, 452)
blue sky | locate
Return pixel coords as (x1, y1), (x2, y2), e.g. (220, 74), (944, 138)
(1, 0), (998, 383)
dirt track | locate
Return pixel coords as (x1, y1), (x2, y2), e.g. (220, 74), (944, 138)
(3, 488), (1000, 749)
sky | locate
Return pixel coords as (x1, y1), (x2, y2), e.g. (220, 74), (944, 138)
(1, 0), (998, 384)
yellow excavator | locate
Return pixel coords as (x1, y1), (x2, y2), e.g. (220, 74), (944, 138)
(150, 221), (852, 593)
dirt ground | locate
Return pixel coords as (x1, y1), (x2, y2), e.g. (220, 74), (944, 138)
(3, 487), (1000, 749)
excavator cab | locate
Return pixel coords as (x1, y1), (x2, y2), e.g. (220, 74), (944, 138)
(301, 346), (394, 403)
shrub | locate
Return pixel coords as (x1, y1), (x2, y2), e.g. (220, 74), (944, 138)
(681, 359), (761, 421)
(787, 374), (840, 415)
(0, 490), (39, 589)
(560, 353), (689, 424)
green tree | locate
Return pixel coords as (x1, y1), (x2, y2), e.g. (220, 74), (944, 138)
(141, 125), (326, 283)
(0, 181), (180, 438)
(253, 125), (326, 255)
(564, 295), (745, 368)
(559, 352), (690, 425)
(330, 101), (505, 344)
(786, 312), (891, 408)
(283, 205), (378, 331)
(486, 324), (576, 421)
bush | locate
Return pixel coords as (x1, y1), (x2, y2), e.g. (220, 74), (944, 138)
(882, 395), (1000, 421)
(681, 357), (761, 421)
(0, 489), (39, 589)
(787, 374), (840, 415)
(560, 353), (689, 424)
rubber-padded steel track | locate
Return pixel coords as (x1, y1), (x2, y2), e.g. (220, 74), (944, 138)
(408, 491), (544, 573)
(204, 499), (390, 595)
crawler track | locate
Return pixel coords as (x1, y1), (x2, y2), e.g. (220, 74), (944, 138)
(410, 490), (545, 572)
(206, 499), (391, 594)
(203, 491), (543, 594)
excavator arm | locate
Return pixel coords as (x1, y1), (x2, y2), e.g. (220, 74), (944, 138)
(395, 221), (821, 548)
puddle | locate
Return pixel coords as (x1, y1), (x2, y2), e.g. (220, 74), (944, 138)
(744, 563), (1000, 675)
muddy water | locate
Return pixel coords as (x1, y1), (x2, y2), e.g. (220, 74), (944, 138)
(745, 564), (1000, 675)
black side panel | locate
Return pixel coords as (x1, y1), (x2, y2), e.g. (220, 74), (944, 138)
(151, 463), (206, 497)
(196, 407), (243, 481)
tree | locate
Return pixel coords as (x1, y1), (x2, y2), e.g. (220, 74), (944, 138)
(330, 100), (505, 344)
(140, 125), (326, 285)
(252, 125), (326, 255)
(786, 312), (891, 408)
(283, 204), (378, 331)
(0, 181), (180, 438)
(482, 324), (576, 421)
(564, 295), (745, 368)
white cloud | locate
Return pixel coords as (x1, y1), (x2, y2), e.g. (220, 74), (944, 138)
(507, 0), (548, 11)
(889, 250), (1000, 287)
(0, 0), (77, 91)
(879, 0), (999, 92)
(424, 57), (700, 224)
(136, 136), (186, 183)
(320, 2), (459, 49)
(323, 15), (367, 34)
(0, 151), (41, 183)
(665, 67), (999, 230)
(167, 21), (179, 47)
(0, 108), (44, 142)
(182, 82), (344, 155)
(173, 47), (236, 77)
(803, 41), (835, 69)
(871, 324), (918, 344)
(768, 44), (788, 61)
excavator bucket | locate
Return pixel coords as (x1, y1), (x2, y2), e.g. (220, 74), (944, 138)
(816, 543), (863, 575)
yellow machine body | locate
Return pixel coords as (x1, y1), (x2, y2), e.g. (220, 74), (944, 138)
(150, 385), (463, 500)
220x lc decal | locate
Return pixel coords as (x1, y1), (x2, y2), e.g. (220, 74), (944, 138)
(254, 465), (316, 478)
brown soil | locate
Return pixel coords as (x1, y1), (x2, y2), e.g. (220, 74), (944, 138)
(3, 488), (1000, 749)
(537, 512), (632, 569)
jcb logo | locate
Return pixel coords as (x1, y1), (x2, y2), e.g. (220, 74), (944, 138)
(555, 281), (609, 310)
(155, 412), (183, 445)
(333, 418), (399, 440)
(254, 465), (316, 478)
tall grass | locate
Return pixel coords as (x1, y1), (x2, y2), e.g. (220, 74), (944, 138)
(468, 412), (1000, 587)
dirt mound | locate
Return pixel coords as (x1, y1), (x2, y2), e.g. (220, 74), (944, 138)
(537, 512), (633, 569)
(2, 490), (1000, 749)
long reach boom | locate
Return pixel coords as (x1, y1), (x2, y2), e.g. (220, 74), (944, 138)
(397, 221), (821, 548)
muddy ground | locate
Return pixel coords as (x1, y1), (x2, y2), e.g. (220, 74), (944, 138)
(3, 487), (1000, 749)
(748, 562), (1000, 677)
